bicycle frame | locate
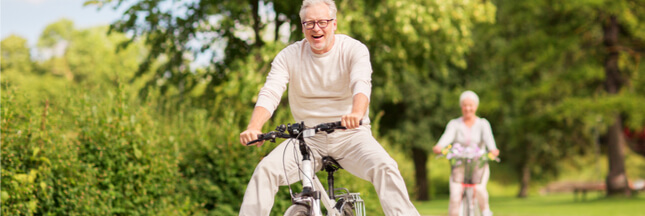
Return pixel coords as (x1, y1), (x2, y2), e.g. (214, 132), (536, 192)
(459, 184), (478, 216)
(292, 128), (365, 216)
(249, 121), (366, 216)
(437, 145), (498, 216)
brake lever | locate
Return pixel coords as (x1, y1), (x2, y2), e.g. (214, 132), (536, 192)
(246, 139), (261, 145)
(246, 132), (280, 145)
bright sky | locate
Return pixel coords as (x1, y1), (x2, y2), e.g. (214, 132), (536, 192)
(1, 0), (289, 65)
(1, 0), (124, 47)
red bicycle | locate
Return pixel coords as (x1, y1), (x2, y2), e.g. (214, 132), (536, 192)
(439, 145), (499, 216)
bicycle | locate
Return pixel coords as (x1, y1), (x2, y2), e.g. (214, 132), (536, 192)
(438, 145), (499, 216)
(247, 121), (366, 216)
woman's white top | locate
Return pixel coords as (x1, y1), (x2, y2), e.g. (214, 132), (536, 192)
(435, 117), (498, 151)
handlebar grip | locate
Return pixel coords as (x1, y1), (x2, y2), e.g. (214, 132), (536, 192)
(334, 120), (363, 128)
(246, 133), (269, 145)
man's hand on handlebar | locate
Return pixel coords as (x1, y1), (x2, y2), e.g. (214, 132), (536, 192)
(240, 129), (264, 147)
(341, 113), (363, 129)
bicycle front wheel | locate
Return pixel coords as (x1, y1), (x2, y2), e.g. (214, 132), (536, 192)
(284, 204), (310, 216)
(460, 188), (481, 216)
(341, 202), (355, 216)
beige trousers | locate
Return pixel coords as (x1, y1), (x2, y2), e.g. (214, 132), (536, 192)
(448, 165), (491, 216)
(239, 126), (420, 216)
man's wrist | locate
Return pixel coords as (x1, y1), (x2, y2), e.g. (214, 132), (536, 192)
(247, 125), (262, 131)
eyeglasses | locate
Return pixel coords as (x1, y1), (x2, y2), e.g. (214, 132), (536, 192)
(302, 19), (334, 30)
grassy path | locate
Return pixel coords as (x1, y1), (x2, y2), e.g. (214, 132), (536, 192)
(414, 193), (645, 216)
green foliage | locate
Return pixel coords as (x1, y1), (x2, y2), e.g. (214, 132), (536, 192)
(337, 0), (498, 152)
(35, 19), (144, 86)
(1, 88), (50, 215)
(1, 35), (33, 74)
(1, 84), (198, 215)
(85, 0), (304, 102)
(464, 0), (645, 187)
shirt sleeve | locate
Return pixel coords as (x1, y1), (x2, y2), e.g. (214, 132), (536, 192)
(349, 42), (372, 100)
(481, 118), (498, 151)
(255, 49), (290, 115)
(435, 120), (458, 148)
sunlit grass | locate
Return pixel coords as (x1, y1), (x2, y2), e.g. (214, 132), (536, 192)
(415, 193), (645, 216)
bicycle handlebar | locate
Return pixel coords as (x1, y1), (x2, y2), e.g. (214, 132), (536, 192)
(435, 151), (501, 163)
(246, 120), (362, 145)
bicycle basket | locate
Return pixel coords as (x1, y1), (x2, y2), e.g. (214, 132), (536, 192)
(451, 159), (487, 184)
(350, 193), (366, 216)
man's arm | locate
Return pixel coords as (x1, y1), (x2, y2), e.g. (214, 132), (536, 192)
(341, 93), (368, 129)
(239, 106), (272, 146)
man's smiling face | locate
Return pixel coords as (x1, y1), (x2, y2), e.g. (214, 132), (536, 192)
(302, 2), (337, 54)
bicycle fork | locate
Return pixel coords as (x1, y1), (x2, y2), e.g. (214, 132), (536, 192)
(295, 139), (362, 216)
(297, 141), (324, 216)
(461, 184), (478, 216)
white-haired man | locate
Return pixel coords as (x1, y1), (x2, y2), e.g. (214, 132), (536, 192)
(238, 0), (420, 215)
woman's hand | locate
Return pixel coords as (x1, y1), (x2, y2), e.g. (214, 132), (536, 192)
(432, 145), (443, 154)
(490, 149), (500, 157)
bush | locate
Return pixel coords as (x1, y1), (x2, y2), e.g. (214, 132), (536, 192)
(1, 85), (203, 215)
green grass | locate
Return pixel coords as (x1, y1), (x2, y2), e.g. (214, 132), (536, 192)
(414, 193), (645, 216)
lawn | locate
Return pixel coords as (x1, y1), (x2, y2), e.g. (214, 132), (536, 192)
(414, 193), (645, 216)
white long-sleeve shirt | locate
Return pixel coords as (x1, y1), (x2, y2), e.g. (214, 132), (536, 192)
(255, 34), (373, 126)
(435, 117), (498, 151)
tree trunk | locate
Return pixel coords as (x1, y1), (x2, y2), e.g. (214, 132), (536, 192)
(275, 15), (284, 42)
(602, 15), (631, 197)
(250, 0), (265, 48)
(517, 142), (532, 198)
(517, 162), (531, 198)
(605, 117), (632, 196)
(412, 147), (429, 201)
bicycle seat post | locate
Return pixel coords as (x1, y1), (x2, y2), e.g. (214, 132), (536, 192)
(322, 156), (342, 200)
(327, 166), (335, 199)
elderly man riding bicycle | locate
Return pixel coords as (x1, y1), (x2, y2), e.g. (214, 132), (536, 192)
(238, 0), (420, 215)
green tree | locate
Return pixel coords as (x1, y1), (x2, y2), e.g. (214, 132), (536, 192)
(85, 0), (303, 102)
(467, 0), (645, 197)
(1, 35), (33, 74)
(36, 19), (143, 87)
(37, 18), (75, 80)
(339, 0), (497, 200)
(596, 0), (645, 196)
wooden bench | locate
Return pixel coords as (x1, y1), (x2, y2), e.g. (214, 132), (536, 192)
(540, 181), (604, 201)
(572, 182), (605, 201)
(543, 180), (645, 200)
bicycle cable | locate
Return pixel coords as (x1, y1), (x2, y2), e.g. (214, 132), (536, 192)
(283, 130), (318, 200)
(283, 137), (297, 199)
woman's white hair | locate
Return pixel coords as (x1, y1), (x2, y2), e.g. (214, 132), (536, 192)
(459, 90), (480, 106)
(299, 0), (337, 20)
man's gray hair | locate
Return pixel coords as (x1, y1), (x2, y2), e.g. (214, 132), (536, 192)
(459, 90), (480, 106)
(299, 0), (337, 20)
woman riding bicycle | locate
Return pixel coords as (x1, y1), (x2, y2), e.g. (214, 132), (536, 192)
(432, 90), (500, 216)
